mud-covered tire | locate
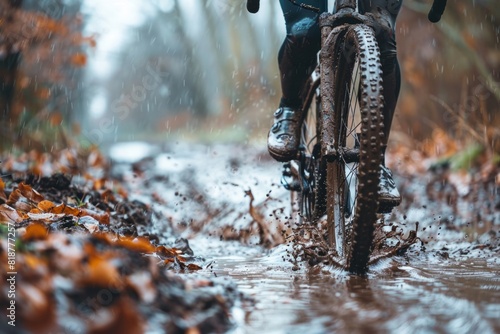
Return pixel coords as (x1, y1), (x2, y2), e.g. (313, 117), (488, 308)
(328, 25), (385, 274)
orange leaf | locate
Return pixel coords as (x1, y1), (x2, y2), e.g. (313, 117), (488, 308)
(37, 200), (56, 212)
(93, 178), (105, 190)
(7, 189), (34, 212)
(24, 253), (47, 269)
(0, 178), (6, 202)
(156, 245), (177, 257)
(52, 203), (80, 215)
(116, 236), (155, 253)
(70, 53), (87, 67)
(187, 263), (202, 271)
(93, 231), (114, 244)
(23, 223), (48, 241)
(79, 254), (122, 288)
(18, 182), (45, 203)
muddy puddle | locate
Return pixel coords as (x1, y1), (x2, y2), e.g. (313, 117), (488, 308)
(195, 240), (499, 334)
(108, 142), (499, 334)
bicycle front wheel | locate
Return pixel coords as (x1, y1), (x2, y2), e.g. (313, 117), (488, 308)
(325, 25), (385, 274)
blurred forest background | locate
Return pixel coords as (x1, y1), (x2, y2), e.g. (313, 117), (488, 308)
(1, 0), (499, 166)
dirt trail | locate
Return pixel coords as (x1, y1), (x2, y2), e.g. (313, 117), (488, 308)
(1, 142), (498, 333)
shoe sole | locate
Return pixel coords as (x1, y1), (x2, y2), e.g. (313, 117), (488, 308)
(268, 147), (298, 162)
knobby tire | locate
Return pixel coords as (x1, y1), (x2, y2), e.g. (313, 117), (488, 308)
(328, 25), (384, 274)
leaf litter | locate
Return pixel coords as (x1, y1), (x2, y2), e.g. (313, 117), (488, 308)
(0, 147), (241, 334)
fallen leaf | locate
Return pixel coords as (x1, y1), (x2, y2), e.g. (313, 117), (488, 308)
(70, 53), (87, 66)
(22, 222), (48, 241)
(80, 208), (110, 225)
(116, 236), (155, 253)
(18, 182), (45, 203)
(52, 203), (80, 215)
(0, 204), (25, 223)
(187, 263), (202, 271)
(79, 253), (122, 288)
(79, 216), (100, 233)
(37, 200), (56, 212)
(0, 178), (6, 202)
(27, 212), (65, 221)
(156, 245), (178, 257)
(7, 188), (36, 212)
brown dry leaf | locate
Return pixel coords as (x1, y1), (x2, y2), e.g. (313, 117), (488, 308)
(18, 182), (45, 204)
(79, 215), (100, 233)
(37, 200), (56, 212)
(187, 263), (202, 271)
(70, 53), (87, 66)
(117, 187), (128, 200)
(79, 208), (110, 225)
(51, 203), (80, 215)
(0, 178), (6, 202)
(156, 245), (178, 257)
(79, 252), (122, 288)
(92, 231), (114, 245)
(0, 204), (26, 223)
(116, 236), (155, 253)
(22, 222), (48, 241)
(100, 189), (116, 203)
(7, 189), (35, 212)
(93, 178), (105, 190)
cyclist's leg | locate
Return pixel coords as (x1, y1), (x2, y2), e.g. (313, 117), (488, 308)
(268, 0), (327, 162)
(278, 0), (327, 108)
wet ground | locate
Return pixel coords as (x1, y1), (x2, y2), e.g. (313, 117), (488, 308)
(108, 142), (499, 334)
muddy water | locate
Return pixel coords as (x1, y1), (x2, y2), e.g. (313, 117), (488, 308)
(199, 242), (499, 334)
(109, 142), (499, 334)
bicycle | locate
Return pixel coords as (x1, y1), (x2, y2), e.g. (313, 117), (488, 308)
(248, 0), (447, 274)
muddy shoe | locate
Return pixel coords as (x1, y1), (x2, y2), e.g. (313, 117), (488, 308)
(268, 107), (302, 162)
(378, 165), (401, 213)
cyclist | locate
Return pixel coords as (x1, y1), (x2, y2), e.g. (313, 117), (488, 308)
(268, 0), (402, 208)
